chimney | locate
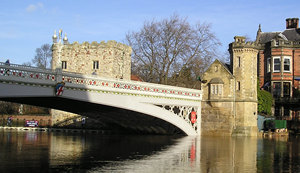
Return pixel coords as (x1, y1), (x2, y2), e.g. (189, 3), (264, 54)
(286, 18), (299, 29)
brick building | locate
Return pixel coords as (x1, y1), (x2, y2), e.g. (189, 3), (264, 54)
(257, 18), (300, 119)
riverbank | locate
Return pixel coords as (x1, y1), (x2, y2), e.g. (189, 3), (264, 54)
(0, 126), (112, 134)
(260, 131), (290, 138)
(0, 115), (51, 127)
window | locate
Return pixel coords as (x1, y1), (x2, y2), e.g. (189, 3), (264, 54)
(237, 81), (241, 91)
(218, 85), (223, 95)
(214, 65), (218, 72)
(62, 61), (67, 69)
(267, 58), (271, 73)
(283, 57), (291, 72)
(237, 56), (241, 67)
(283, 82), (290, 97)
(93, 61), (99, 69)
(283, 107), (290, 117)
(273, 57), (281, 72)
(273, 82), (281, 98)
(210, 84), (223, 96)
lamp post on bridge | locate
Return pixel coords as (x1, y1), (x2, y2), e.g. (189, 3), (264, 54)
(197, 76), (207, 90)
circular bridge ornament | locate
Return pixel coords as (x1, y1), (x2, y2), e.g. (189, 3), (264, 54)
(191, 111), (197, 124)
(55, 82), (65, 96)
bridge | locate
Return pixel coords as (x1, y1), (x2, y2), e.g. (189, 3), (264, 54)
(0, 62), (202, 135)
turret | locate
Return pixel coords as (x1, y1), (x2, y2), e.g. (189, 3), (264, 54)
(52, 30), (57, 43)
(255, 24), (262, 43)
(229, 36), (258, 100)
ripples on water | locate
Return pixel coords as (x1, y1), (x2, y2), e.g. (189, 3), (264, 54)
(0, 130), (299, 173)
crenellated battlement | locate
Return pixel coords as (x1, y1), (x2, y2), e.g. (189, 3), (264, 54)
(53, 40), (132, 53)
(231, 36), (259, 49)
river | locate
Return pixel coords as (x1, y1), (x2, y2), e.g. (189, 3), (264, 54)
(0, 130), (299, 173)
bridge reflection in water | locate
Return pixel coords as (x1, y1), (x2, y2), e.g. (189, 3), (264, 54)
(0, 131), (298, 172)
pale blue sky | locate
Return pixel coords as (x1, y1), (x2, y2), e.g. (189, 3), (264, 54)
(0, 0), (299, 64)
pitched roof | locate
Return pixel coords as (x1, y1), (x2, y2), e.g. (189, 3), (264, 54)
(258, 28), (300, 43)
(204, 59), (233, 77)
(131, 74), (143, 81)
(282, 28), (300, 41)
(259, 32), (280, 44)
(209, 78), (224, 84)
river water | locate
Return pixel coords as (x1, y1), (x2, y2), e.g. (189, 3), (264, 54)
(0, 130), (299, 173)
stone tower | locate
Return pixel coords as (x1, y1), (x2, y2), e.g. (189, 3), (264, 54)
(50, 30), (132, 126)
(229, 36), (258, 136)
(51, 29), (132, 80)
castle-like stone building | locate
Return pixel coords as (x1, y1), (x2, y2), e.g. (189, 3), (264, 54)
(201, 36), (258, 136)
(50, 30), (132, 126)
(51, 30), (132, 79)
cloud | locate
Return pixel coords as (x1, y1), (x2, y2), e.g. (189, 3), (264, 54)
(26, 3), (44, 13)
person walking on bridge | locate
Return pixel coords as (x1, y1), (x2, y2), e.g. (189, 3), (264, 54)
(5, 59), (10, 65)
(4, 59), (10, 76)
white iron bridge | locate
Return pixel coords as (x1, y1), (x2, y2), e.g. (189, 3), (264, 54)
(0, 62), (202, 135)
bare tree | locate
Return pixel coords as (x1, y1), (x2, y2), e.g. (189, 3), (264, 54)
(126, 14), (221, 86)
(32, 44), (52, 69)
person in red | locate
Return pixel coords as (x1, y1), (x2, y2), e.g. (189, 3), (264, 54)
(191, 111), (197, 124)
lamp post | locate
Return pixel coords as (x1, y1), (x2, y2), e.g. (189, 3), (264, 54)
(197, 76), (207, 90)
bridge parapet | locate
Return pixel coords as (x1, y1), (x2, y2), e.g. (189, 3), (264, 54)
(0, 62), (56, 85)
(62, 72), (202, 100)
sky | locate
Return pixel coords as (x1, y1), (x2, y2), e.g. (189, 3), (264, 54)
(0, 0), (299, 64)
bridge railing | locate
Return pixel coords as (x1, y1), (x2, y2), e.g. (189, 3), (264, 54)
(0, 62), (57, 84)
(0, 62), (202, 100)
(61, 72), (202, 100)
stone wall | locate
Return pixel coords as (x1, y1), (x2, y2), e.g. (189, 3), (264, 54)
(0, 115), (51, 127)
(201, 101), (234, 136)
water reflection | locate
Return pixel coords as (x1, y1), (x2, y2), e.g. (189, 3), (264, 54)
(200, 136), (257, 173)
(0, 131), (299, 172)
(92, 136), (201, 173)
(49, 133), (88, 167)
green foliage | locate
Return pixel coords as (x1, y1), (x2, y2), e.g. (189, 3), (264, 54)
(294, 88), (300, 98)
(257, 81), (273, 115)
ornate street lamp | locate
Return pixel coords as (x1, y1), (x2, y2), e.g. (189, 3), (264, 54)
(197, 76), (207, 90)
